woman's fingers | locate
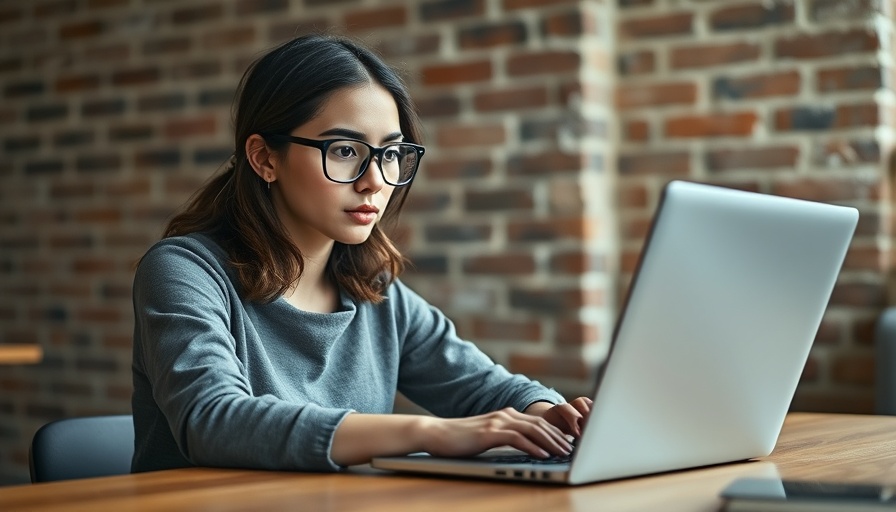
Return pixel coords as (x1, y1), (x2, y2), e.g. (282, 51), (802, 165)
(497, 408), (572, 456)
(424, 408), (574, 459)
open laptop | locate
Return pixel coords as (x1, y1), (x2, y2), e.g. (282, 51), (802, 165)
(371, 180), (859, 485)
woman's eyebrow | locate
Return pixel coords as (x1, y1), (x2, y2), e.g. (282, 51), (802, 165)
(318, 128), (404, 144)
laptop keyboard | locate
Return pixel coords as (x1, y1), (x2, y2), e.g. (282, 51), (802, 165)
(476, 453), (573, 465)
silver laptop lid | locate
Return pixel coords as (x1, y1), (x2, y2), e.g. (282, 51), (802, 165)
(568, 181), (858, 484)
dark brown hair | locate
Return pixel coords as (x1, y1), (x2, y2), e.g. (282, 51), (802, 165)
(164, 34), (423, 303)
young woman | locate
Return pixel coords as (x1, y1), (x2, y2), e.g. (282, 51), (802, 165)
(131, 34), (592, 473)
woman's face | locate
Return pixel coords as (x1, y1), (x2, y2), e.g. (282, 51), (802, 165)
(269, 83), (402, 252)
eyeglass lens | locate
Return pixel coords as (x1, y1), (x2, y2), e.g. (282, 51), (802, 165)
(324, 140), (418, 184)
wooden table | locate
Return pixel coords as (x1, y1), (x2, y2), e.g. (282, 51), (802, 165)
(0, 344), (42, 364)
(1, 413), (894, 511)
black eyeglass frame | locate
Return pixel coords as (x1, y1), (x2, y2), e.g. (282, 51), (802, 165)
(262, 133), (425, 187)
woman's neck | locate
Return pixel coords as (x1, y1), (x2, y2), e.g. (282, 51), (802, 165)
(282, 241), (339, 314)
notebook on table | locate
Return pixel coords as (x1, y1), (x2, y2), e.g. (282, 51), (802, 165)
(372, 180), (859, 486)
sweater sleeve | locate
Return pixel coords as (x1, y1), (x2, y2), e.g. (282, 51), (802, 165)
(133, 240), (349, 471)
(391, 280), (565, 417)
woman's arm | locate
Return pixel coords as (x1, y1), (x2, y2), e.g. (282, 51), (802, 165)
(331, 408), (572, 466)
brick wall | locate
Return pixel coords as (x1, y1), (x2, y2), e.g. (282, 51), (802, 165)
(616, 0), (887, 414)
(0, 0), (614, 484)
(0, 0), (890, 485)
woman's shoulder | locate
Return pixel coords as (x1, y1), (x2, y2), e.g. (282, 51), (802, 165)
(138, 233), (229, 275)
(381, 278), (436, 313)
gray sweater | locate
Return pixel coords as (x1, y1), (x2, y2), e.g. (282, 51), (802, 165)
(131, 233), (563, 472)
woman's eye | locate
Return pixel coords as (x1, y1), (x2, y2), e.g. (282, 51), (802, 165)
(383, 149), (399, 161)
(332, 145), (357, 158)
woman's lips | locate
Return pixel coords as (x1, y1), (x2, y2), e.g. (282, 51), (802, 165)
(345, 206), (379, 225)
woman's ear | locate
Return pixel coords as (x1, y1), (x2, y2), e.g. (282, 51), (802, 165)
(245, 134), (278, 185)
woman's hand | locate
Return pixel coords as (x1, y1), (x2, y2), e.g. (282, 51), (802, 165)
(418, 408), (573, 459)
(524, 397), (593, 437)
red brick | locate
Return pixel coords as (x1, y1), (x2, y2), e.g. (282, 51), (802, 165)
(550, 250), (605, 274)
(465, 189), (534, 211)
(815, 138), (879, 166)
(112, 67), (160, 86)
(404, 192), (451, 214)
(800, 356), (819, 383)
(706, 146), (799, 171)
(416, 94), (461, 118)
(59, 20), (103, 39)
(463, 254), (536, 274)
(422, 60), (492, 86)
(619, 12), (692, 39)
(471, 317), (541, 342)
(623, 119), (650, 141)
(829, 282), (886, 308)
(556, 320), (600, 347)
(164, 115), (217, 139)
(776, 29), (878, 59)
(843, 244), (883, 271)
(172, 60), (221, 80)
(424, 157), (492, 180)
(35, 0), (77, 17)
(473, 86), (549, 112)
(376, 34), (441, 58)
(507, 217), (594, 242)
(817, 65), (881, 92)
(49, 182), (94, 200)
(343, 6), (407, 31)
(616, 81), (696, 109)
(618, 182), (649, 208)
(172, 4), (223, 24)
(834, 103), (878, 128)
(458, 21), (526, 49)
(83, 43), (130, 62)
(665, 112), (757, 138)
(76, 207), (123, 224)
(507, 50), (580, 76)
(103, 178), (151, 198)
(670, 42), (761, 70)
(49, 283), (91, 298)
(618, 50), (655, 75)
(853, 316), (877, 346)
(0, 7), (24, 24)
(201, 26), (256, 49)
(714, 70), (800, 99)
(709, 2), (794, 31)
(143, 36), (192, 56)
(87, 0), (129, 8)
(509, 354), (590, 379)
(436, 122), (505, 148)
(831, 353), (874, 386)
(559, 81), (610, 105)
(235, 0), (288, 15)
(72, 257), (115, 273)
(503, 0), (578, 9)
(507, 150), (584, 176)
(419, 0), (484, 21)
(55, 74), (101, 93)
(542, 9), (595, 38)
(771, 178), (879, 203)
(618, 151), (690, 176)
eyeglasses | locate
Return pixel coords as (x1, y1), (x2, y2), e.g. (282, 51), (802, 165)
(263, 134), (425, 187)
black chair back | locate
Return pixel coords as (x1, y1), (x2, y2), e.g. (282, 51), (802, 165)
(29, 414), (134, 483)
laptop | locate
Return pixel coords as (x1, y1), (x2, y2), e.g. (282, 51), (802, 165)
(372, 180), (859, 485)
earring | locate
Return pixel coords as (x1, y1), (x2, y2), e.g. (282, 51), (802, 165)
(267, 180), (271, 191)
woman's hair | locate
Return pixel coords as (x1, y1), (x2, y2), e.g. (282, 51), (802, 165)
(164, 34), (423, 304)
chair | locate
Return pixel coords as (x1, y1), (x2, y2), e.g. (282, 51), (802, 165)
(876, 308), (896, 415)
(29, 414), (134, 483)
